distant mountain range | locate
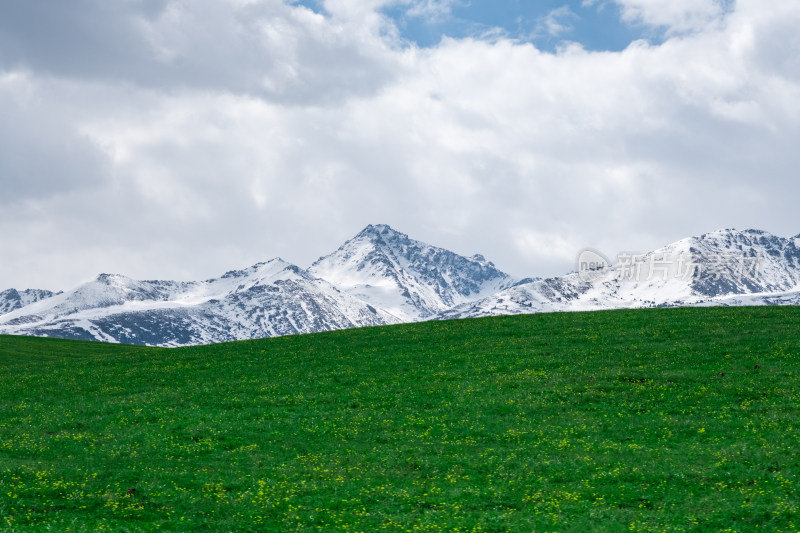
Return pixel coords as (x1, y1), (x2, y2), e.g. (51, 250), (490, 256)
(2, 225), (799, 346)
(440, 229), (800, 319)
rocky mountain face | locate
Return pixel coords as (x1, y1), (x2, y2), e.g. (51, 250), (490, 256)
(2, 226), (799, 347)
(0, 288), (59, 315)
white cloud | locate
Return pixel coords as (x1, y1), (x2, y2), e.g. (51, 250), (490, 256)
(600, 0), (733, 34)
(404, 0), (460, 21)
(537, 6), (578, 38)
(1, 0), (799, 290)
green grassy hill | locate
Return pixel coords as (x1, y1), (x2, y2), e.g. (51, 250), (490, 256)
(1, 307), (799, 531)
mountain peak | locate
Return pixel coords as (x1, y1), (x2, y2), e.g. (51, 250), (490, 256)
(691, 228), (785, 251)
(220, 258), (291, 279)
(697, 228), (774, 240)
(470, 253), (496, 267)
(309, 224), (515, 320)
(356, 224), (407, 241)
(95, 273), (135, 286)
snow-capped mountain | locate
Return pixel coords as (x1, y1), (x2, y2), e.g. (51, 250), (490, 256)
(2, 226), (799, 347)
(440, 229), (800, 319)
(309, 224), (516, 321)
(0, 258), (397, 347)
(0, 288), (59, 315)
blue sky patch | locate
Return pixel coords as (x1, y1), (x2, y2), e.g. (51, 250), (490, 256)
(293, 1), (662, 52)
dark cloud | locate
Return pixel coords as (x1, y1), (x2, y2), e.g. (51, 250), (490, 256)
(0, 1), (163, 79)
(0, 0), (399, 102)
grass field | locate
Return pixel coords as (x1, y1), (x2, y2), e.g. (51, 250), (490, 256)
(1, 306), (799, 531)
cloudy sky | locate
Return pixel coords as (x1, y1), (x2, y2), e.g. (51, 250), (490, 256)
(1, 0), (799, 290)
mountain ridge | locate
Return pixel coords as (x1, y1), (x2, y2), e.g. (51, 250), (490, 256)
(439, 228), (800, 320)
(2, 225), (799, 346)
(0, 257), (397, 347)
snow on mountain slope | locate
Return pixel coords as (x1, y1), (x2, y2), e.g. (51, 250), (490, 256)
(440, 229), (800, 320)
(0, 288), (59, 315)
(0, 259), (398, 347)
(308, 224), (516, 321)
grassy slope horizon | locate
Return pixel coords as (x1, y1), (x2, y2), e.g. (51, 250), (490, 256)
(1, 307), (799, 531)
